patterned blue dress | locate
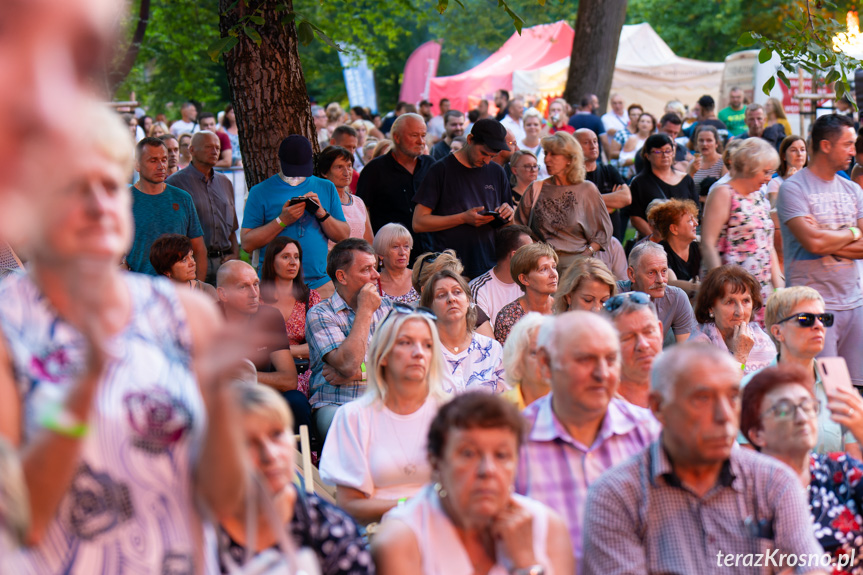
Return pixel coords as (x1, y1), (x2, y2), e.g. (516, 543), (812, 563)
(0, 273), (209, 574)
(441, 332), (506, 395)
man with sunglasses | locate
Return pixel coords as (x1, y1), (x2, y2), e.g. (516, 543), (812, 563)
(307, 238), (394, 441)
(778, 113), (863, 387)
(412, 118), (515, 279)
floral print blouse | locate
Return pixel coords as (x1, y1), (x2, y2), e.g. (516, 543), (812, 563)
(809, 452), (863, 574)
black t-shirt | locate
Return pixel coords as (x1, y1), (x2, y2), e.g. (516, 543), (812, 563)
(356, 152), (434, 258)
(412, 154), (511, 278)
(634, 142), (689, 175)
(585, 163), (627, 241)
(630, 170), (698, 222)
(430, 140), (451, 162)
(660, 239), (702, 281)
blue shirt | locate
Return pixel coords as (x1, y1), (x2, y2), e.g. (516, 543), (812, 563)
(568, 112), (606, 138)
(128, 184), (204, 275)
(242, 175), (346, 289)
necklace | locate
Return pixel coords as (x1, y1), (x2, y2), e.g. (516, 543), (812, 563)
(443, 331), (471, 354)
(385, 401), (426, 476)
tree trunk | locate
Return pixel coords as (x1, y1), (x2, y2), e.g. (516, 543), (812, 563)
(108, 0), (151, 96)
(219, 0), (316, 191)
(563, 0), (628, 114)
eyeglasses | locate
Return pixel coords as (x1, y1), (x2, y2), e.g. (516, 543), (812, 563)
(517, 164), (539, 171)
(416, 252), (441, 280)
(762, 398), (821, 420)
(602, 291), (651, 313)
(650, 149), (675, 156)
(383, 302), (437, 325)
(776, 312), (834, 328)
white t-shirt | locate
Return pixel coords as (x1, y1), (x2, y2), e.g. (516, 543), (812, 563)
(469, 267), (524, 326)
(500, 115), (526, 143)
(601, 111), (629, 134)
(427, 115), (445, 140)
(170, 119), (198, 137)
(319, 396), (438, 499)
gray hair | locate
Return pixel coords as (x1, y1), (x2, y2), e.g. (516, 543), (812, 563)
(502, 313), (548, 387)
(650, 342), (739, 402)
(627, 241), (667, 271)
(372, 223), (413, 256)
(730, 137), (779, 179)
(391, 113), (426, 137)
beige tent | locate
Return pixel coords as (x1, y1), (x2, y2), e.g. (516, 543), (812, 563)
(512, 23), (725, 116)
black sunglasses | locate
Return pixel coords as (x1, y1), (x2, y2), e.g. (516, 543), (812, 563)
(776, 312), (834, 328)
(602, 291), (651, 313)
(416, 252), (441, 280)
(383, 302), (437, 324)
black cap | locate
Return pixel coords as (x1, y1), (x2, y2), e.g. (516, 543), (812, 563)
(278, 135), (313, 177)
(419, 99), (432, 107)
(470, 118), (509, 152)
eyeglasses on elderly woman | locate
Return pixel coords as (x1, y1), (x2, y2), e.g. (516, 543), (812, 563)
(761, 397), (821, 420)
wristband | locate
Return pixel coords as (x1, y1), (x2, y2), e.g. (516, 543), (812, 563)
(38, 402), (88, 438)
(316, 212), (331, 223)
(275, 216), (287, 228)
(740, 363), (746, 372)
(397, 497), (407, 507)
(360, 361), (367, 382)
(851, 226), (862, 241)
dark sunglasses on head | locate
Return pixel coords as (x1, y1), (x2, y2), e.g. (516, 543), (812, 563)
(602, 291), (651, 313)
(776, 312), (834, 328)
(416, 252), (441, 280)
(383, 302), (437, 324)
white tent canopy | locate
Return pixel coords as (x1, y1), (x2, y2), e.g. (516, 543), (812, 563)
(512, 23), (725, 116)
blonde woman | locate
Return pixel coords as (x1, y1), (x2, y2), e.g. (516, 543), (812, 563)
(513, 131), (612, 270)
(501, 312), (549, 410)
(552, 256), (617, 314)
(765, 97), (792, 137)
(319, 308), (447, 525)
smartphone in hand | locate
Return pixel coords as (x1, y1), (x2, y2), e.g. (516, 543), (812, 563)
(816, 357), (855, 395)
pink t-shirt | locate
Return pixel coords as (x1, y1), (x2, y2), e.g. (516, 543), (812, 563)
(328, 193), (369, 250)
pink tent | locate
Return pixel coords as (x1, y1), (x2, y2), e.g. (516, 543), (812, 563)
(428, 20), (574, 115)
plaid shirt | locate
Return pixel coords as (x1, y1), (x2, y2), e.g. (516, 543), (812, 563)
(582, 440), (826, 575)
(306, 290), (392, 409)
(515, 395), (660, 565)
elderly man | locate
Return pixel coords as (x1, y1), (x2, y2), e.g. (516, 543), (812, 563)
(430, 109), (465, 161)
(576, 128), (630, 242)
(170, 101), (199, 137)
(198, 112), (232, 168)
(166, 130), (238, 284)
(413, 119), (514, 278)
(617, 242), (696, 345)
(604, 295), (663, 408)
(357, 113), (435, 261)
(601, 93), (628, 140)
(738, 103), (785, 151)
(242, 135), (349, 298)
(582, 343), (828, 575)
(515, 311), (660, 568)
(306, 238), (393, 440)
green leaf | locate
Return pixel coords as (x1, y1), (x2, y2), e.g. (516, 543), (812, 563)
(309, 23), (342, 51)
(436, 0), (448, 14)
(762, 76), (775, 96)
(206, 35), (236, 62)
(249, 15), (264, 25)
(281, 13), (295, 24)
(297, 20), (314, 46)
(826, 69), (841, 85)
(738, 31), (757, 47)
(244, 26), (262, 45)
(777, 69), (789, 88)
(836, 81), (846, 99)
(758, 47), (772, 64)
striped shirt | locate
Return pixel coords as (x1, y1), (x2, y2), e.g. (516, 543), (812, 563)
(468, 268), (523, 327)
(306, 290), (392, 409)
(582, 440), (826, 575)
(514, 395), (660, 564)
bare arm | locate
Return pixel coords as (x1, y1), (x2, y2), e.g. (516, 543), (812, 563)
(630, 215), (652, 238)
(191, 236), (208, 281)
(700, 184), (732, 270)
(362, 211), (374, 245)
(241, 201), (307, 253)
(675, 332), (690, 343)
(602, 184), (631, 210)
(336, 485), (398, 525)
(215, 149), (232, 168)
(546, 510), (576, 575)
(290, 343), (309, 358)
(372, 519), (423, 574)
(785, 215), (856, 256)
(413, 204), (492, 233)
(179, 290), (248, 518)
(255, 349), (298, 392)
(319, 213), (350, 242)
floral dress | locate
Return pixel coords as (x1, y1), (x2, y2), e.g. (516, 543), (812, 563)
(808, 452), (863, 574)
(285, 289), (321, 396)
(716, 186), (774, 323)
(494, 299), (526, 345)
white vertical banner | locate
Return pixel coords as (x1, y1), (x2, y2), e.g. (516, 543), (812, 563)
(338, 47), (378, 114)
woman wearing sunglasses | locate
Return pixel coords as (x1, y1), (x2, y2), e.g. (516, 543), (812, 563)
(420, 270), (506, 395)
(747, 286), (863, 458)
(319, 307), (447, 525)
(690, 265), (776, 375)
(741, 365), (863, 573)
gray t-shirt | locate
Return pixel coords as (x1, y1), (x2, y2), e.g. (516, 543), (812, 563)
(616, 281), (697, 342)
(777, 168), (863, 309)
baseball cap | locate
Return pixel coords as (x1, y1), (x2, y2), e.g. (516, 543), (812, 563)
(470, 119), (509, 152)
(278, 135), (313, 177)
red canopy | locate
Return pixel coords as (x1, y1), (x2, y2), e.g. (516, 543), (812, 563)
(428, 20), (574, 115)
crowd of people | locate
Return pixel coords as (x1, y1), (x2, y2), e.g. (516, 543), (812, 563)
(5, 2), (863, 573)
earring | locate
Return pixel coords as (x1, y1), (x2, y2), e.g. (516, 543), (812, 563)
(434, 482), (447, 499)
(709, 311), (714, 319)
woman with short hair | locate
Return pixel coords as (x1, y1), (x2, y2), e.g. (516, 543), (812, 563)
(702, 137), (783, 322)
(552, 256), (617, 314)
(149, 233), (218, 299)
(316, 145), (373, 249)
(494, 243), (558, 344)
(373, 393), (574, 575)
(421, 270), (505, 395)
(647, 198), (701, 298)
(501, 312), (549, 410)
(519, 109), (547, 179)
(319, 308), (447, 525)
(513, 131), (612, 270)
(510, 150), (539, 204)
(373, 223), (419, 305)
